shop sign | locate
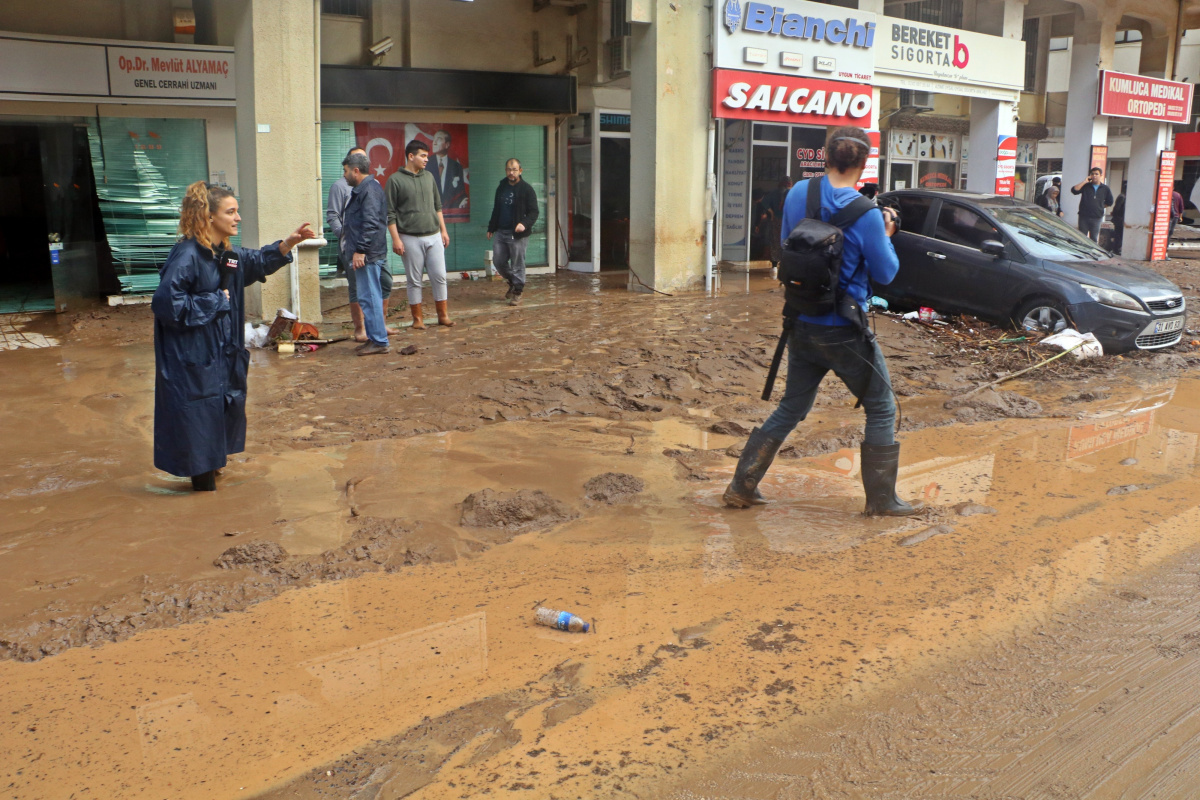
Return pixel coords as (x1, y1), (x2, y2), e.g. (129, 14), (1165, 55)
(995, 134), (1017, 196)
(1066, 411), (1153, 460)
(0, 33), (235, 104)
(1151, 151), (1177, 262)
(873, 16), (1024, 97)
(107, 45), (235, 101)
(713, 69), (873, 126)
(1090, 144), (1108, 175)
(857, 130), (881, 188)
(720, 120), (751, 260)
(714, 0), (876, 82)
(1098, 70), (1193, 124)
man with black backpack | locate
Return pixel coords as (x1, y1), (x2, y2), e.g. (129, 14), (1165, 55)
(723, 126), (922, 518)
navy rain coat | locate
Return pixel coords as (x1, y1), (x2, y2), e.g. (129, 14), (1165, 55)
(151, 238), (291, 477)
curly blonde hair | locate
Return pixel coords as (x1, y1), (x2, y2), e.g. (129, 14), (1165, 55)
(179, 181), (235, 252)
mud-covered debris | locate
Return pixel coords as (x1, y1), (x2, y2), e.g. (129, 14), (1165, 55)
(897, 524), (955, 547)
(944, 389), (1042, 421)
(1062, 389), (1111, 403)
(1107, 484), (1141, 496)
(399, 344), (418, 355)
(213, 540), (288, 571)
(583, 472), (645, 503)
(1147, 353), (1188, 372)
(709, 420), (751, 437)
(459, 489), (577, 531)
(1120, 458), (1138, 466)
(955, 503), (998, 517)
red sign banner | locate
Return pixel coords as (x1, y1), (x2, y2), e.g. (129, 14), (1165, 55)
(1090, 145), (1108, 176)
(995, 134), (1017, 196)
(1151, 150), (1177, 261)
(712, 69), (873, 127)
(1097, 70), (1193, 124)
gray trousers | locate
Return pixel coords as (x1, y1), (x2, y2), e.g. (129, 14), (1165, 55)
(493, 230), (528, 294)
(399, 233), (448, 304)
(1078, 216), (1102, 241)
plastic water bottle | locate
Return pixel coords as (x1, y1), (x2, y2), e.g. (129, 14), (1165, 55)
(535, 607), (591, 633)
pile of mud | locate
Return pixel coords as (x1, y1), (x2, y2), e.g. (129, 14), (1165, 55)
(583, 472), (645, 504)
(944, 389), (1042, 421)
(459, 488), (577, 533)
(0, 516), (461, 662)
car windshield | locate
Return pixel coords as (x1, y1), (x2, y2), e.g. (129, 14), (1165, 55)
(990, 206), (1112, 261)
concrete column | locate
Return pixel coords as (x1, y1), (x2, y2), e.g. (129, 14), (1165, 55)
(1138, 31), (1173, 79)
(1062, 9), (1116, 226)
(966, 98), (1018, 194)
(221, 0), (323, 322)
(1124, 118), (1170, 260)
(628, 0), (710, 293)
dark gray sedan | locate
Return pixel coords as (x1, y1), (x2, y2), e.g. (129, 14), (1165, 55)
(875, 190), (1186, 353)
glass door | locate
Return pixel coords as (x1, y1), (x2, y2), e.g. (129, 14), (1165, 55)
(889, 161), (915, 191)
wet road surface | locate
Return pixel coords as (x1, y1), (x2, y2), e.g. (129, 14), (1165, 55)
(1, 269), (1200, 798)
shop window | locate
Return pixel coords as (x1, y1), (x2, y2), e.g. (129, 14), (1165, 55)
(322, 0), (369, 17)
(935, 204), (1000, 250)
(86, 118), (209, 294)
(1048, 37), (1069, 51)
(1022, 18), (1039, 92)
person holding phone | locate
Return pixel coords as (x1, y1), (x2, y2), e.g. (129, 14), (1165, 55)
(152, 181), (316, 491)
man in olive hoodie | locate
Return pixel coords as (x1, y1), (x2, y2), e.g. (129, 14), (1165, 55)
(386, 139), (454, 329)
(487, 159), (539, 306)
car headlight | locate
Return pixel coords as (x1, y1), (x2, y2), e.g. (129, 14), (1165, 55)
(1081, 284), (1142, 311)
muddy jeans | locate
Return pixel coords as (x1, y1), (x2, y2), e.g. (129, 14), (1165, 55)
(342, 251), (392, 305)
(355, 259), (389, 347)
(492, 230), (528, 295)
(760, 322), (896, 446)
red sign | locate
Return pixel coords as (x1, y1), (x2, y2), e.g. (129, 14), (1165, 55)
(1066, 411), (1153, 459)
(1098, 70), (1193, 124)
(713, 69), (873, 127)
(1151, 150), (1177, 261)
(856, 131), (881, 189)
(1090, 144), (1108, 176)
(995, 134), (1017, 196)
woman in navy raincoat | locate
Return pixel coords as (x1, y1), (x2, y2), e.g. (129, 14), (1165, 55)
(152, 181), (316, 491)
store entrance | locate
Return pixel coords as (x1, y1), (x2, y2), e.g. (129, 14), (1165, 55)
(0, 125), (53, 313)
(599, 137), (630, 269)
(0, 122), (103, 314)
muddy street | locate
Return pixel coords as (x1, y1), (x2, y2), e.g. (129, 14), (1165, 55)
(3, 266), (1200, 799)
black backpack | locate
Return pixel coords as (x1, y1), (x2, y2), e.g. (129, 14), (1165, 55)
(778, 177), (877, 318)
(762, 178), (877, 401)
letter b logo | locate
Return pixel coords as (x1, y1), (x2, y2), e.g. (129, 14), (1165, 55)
(952, 35), (969, 68)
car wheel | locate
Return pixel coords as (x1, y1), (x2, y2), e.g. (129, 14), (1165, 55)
(1014, 296), (1071, 335)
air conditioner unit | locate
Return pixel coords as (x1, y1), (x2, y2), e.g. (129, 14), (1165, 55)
(899, 89), (935, 112)
(608, 35), (632, 78)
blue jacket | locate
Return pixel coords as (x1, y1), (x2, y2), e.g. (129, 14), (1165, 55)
(780, 177), (899, 326)
(342, 175), (388, 263)
(151, 238), (291, 477)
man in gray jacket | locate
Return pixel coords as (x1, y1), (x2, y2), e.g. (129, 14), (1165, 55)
(327, 147), (396, 341)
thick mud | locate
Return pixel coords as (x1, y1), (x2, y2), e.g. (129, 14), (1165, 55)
(2, 266), (1200, 798)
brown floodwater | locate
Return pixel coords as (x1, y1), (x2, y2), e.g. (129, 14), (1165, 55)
(3, 320), (1199, 797)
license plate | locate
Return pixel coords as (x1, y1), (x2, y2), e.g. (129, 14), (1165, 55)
(1154, 318), (1184, 334)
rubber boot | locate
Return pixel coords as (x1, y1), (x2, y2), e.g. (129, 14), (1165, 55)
(191, 471), (216, 492)
(349, 303), (367, 342)
(723, 427), (785, 508)
(435, 299), (455, 327)
(860, 443), (924, 517)
(409, 303), (426, 330)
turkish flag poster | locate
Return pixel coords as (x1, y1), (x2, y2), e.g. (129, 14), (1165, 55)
(355, 122), (470, 223)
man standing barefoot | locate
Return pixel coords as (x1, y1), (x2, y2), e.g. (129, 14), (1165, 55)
(487, 158), (539, 307)
(386, 139), (454, 329)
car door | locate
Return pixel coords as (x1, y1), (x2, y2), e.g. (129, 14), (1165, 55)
(880, 193), (938, 305)
(924, 202), (1016, 317)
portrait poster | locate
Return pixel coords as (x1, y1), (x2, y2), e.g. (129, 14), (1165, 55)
(355, 122), (470, 223)
(918, 133), (956, 161)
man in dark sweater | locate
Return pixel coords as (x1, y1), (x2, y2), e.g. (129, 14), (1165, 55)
(1070, 167), (1114, 242)
(342, 151), (390, 355)
(487, 158), (539, 306)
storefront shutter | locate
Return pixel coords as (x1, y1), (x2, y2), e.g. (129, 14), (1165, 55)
(320, 121), (357, 278)
(86, 118), (209, 294)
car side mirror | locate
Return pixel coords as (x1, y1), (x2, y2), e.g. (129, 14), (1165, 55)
(980, 240), (1005, 257)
